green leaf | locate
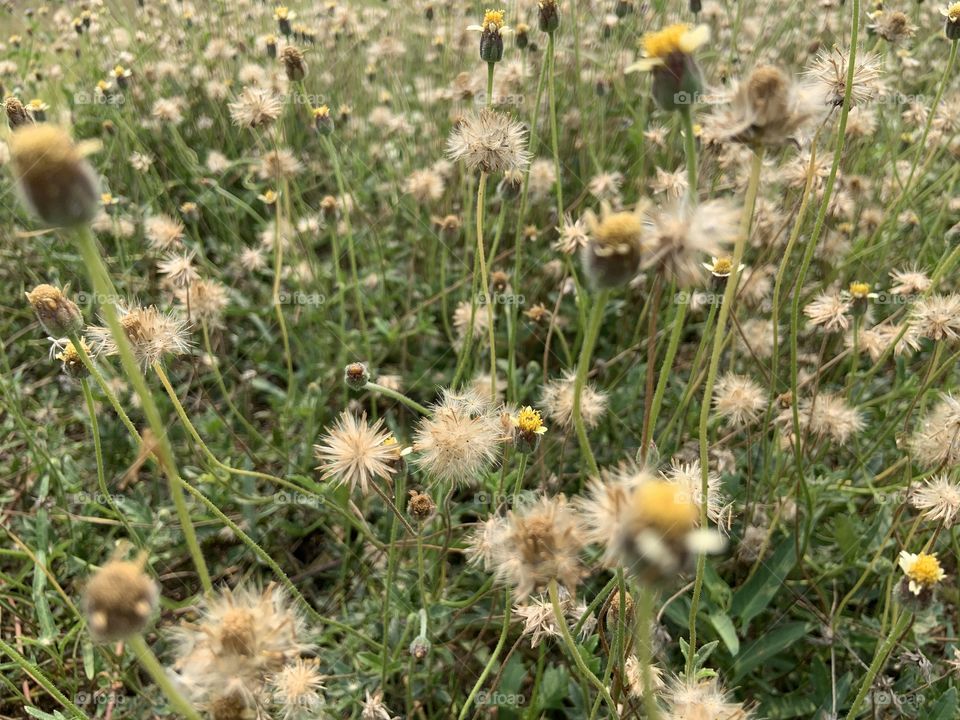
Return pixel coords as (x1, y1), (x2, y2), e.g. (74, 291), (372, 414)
(538, 665), (568, 710)
(708, 611), (740, 657)
(730, 536), (797, 631)
(732, 622), (813, 683)
(929, 687), (958, 719)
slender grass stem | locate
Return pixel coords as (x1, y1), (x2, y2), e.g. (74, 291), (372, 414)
(74, 225), (212, 595)
(128, 634), (202, 720)
(844, 610), (912, 719)
(572, 290), (610, 477)
(687, 147), (763, 674)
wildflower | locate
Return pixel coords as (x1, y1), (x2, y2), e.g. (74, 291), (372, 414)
(553, 215), (590, 254)
(25, 284), (83, 337)
(804, 292), (851, 332)
(4, 96), (31, 129)
(176, 279), (229, 326)
(275, 5), (294, 36)
(807, 47), (883, 107)
(405, 168), (445, 204)
(789, 393), (864, 446)
(869, 10), (916, 44)
(9, 124), (100, 227)
(83, 554), (158, 642)
(511, 405), (548, 453)
(663, 676), (753, 720)
(453, 301), (489, 345)
(86, 305), (192, 368)
(663, 459), (732, 533)
(467, 9), (511, 63)
(157, 252), (199, 289)
(280, 45), (307, 82)
(343, 362), (371, 390)
(898, 551), (946, 596)
(713, 372), (765, 428)
(541, 371), (608, 430)
(407, 490), (436, 523)
(626, 24), (710, 111)
(644, 199), (740, 287)
(910, 294), (960, 341)
(911, 394), (960, 469)
(269, 659), (324, 720)
(911, 475), (960, 528)
(580, 201), (646, 288)
(229, 87), (283, 129)
(943, 3), (960, 39)
(412, 388), (503, 484)
(711, 65), (818, 146)
(889, 265), (930, 295)
(144, 214), (186, 251)
(25, 99), (49, 122)
(172, 585), (313, 716)
(513, 586), (592, 647)
(489, 494), (584, 598)
(361, 689), (396, 720)
(538, 0), (560, 33)
(578, 466), (724, 581)
(446, 109), (531, 175)
(56, 338), (90, 378)
(624, 656), (665, 699)
(314, 411), (400, 494)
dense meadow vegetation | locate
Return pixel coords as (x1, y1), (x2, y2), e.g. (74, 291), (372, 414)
(2, 0), (960, 718)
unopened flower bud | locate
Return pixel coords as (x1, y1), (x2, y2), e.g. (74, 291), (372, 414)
(344, 362), (370, 390)
(25, 284), (84, 336)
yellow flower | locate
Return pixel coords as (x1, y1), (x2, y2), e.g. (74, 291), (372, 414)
(848, 281), (871, 299)
(898, 551), (946, 595)
(274, 5), (290, 20)
(626, 24), (710, 73)
(482, 9), (505, 30)
(312, 105), (330, 119)
(629, 479), (699, 538)
(513, 406), (548, 435)
(942, 3), (960, 22)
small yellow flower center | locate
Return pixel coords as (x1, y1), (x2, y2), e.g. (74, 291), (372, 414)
(483, 9), (505, 31)
(312, 104), (330, 118)
(631, 480), (699, 537)
(948, 3), (960, 22)
(906, 553), (943, 587)
(101, 193), (114, 204)
(262, 189), (279, 204)
(595, 212), (644, 247)
(712, 257), (734, 275)
(848, 281), (871, 298)
(96, 80), (110, 92)
(113, 65), (126, 77)
(275, 6), (289, 20)
(642, 24), (690, 59)
(514, 406), (546, 434)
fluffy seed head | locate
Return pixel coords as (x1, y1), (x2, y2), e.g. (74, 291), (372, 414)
(446, 109), (531, 175)
(314, 411), (401, 495)
(86, 305), (192, 368)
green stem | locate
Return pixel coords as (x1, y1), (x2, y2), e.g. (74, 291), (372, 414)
(687, 147), (763, 674)
(844, 611), (912, 719)
(74, 226), (212, 594)
(364, 381), (431, 416)
(549, 580), (617, 713)
(679, 105), (698, 203)
(128, 634), (202, 720)
(457, 590), (511, 720)
(646, 290), (687, 454)
(572, 290), (610, 477)
(0, 638), (90, 719)
(547, 31), (564, 216)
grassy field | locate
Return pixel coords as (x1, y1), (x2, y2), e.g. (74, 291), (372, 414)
(2, 0), (960, 718)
